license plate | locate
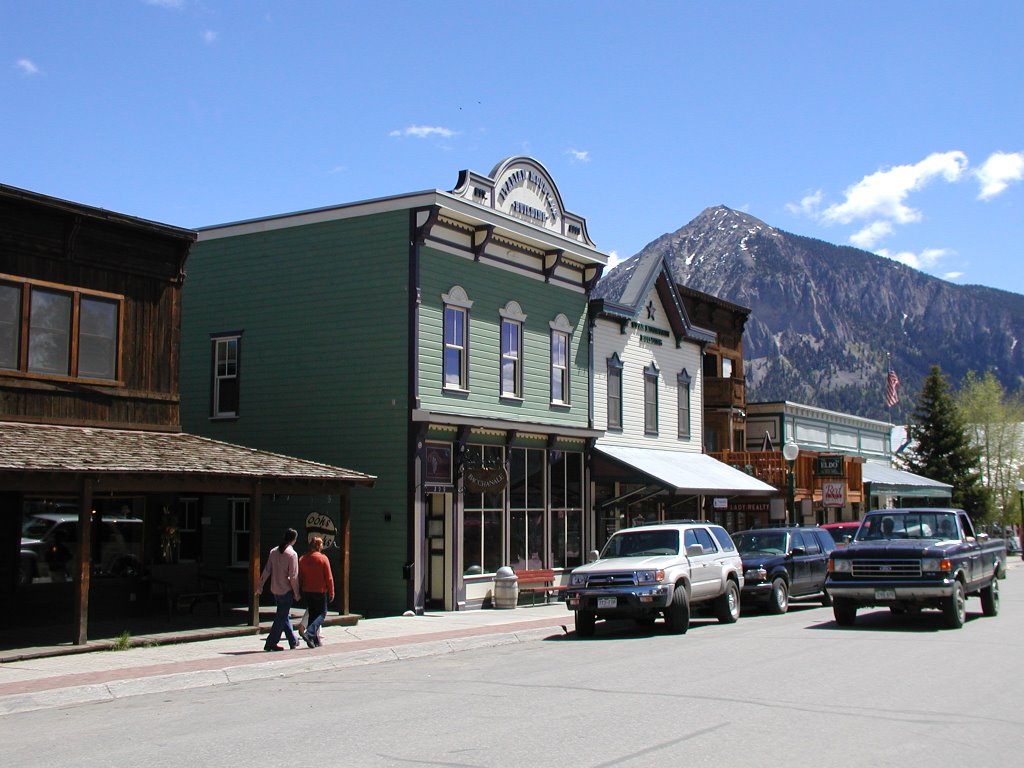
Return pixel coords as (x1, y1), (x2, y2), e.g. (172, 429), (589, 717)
(597, 597), (617, 609)
(875, 589), (896, 600)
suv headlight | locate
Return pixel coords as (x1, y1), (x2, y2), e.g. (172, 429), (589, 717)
(921, 558), (952, 573)
(636, 569), (665, 584)
(570, 573), (588, 586)
(830, 559), (852, 573)
(744, 567), (767, 581)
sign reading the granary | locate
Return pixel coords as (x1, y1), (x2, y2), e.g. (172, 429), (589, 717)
(822, 481), (846, 508)
(305, 512), (338, 548)
(425, 443), (453, 486)
(464, 466), (508, 495)
(814, 455), (845, 477)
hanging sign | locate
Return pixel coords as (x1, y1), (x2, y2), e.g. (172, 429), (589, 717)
(822, 481), (846, 508)
(464, 467), (508, 494)
(305, 512), (339, 548)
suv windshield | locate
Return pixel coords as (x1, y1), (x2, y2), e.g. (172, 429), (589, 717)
(601, 529), (679, 558)
(22, 516), (59, 539)
(735, 531), (788, 555)
(855, 512), (957, 541)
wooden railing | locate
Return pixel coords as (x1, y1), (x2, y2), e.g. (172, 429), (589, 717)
(702, 377), (746, 409)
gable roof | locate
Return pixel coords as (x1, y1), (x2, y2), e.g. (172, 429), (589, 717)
(591, 252), (715, 345)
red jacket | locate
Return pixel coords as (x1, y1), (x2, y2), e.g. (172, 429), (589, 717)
(298, 550), (334, 598)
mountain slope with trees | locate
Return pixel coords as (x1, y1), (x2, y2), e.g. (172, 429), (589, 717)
(601, 206), (1024, 422)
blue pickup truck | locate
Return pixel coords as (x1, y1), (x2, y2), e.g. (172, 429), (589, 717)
(826, 508), (1006, 629)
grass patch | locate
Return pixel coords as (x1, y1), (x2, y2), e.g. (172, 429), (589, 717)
(110, 631), (133, 651)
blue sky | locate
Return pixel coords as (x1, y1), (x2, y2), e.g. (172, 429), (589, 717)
(4, 1), (1023, 294)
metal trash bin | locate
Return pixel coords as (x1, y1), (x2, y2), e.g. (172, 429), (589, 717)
(493, 566), (519, 609)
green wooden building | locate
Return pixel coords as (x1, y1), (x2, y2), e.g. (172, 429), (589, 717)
(181, 157), (608, 616)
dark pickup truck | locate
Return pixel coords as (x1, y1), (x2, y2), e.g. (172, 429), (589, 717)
(826, 508), (1006, 629)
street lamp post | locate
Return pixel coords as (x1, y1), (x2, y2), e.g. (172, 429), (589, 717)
(1016, 479), (1024, 561)
(783, 441), (800, 526)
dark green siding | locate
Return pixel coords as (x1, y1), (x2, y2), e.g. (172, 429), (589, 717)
(181, 209), (411, 616)
(418, 246), (591, 428)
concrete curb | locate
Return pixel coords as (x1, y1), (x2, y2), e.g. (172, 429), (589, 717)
(0, 622), (568, 716)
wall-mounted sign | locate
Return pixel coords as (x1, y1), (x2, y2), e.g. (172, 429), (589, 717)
(713, 497), (728, 509)
(305, 512), (338, 548)
(822, 481), (846, 508)
(425, 443), (453, 486)
(815, 455), (845, 477)
(464, 466), (508, 495)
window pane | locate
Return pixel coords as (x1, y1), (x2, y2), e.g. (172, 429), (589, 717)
(0, 283), (19, 370)
(444, 307), (466, 388)
(607, 366), (621, 429)
(214, 337), (240, 415)
(28, 289), (71, 375)
(78, 296), (118, 379)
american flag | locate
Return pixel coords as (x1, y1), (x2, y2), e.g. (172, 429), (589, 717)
(885, 368), (900, 407)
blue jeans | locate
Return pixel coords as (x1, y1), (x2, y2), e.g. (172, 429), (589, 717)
(303, 591), (329, 642)
(265, 591), (298, 649)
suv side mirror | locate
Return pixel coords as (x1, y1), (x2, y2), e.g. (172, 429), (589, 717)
(790, 546), (806, 556)
(686, 543), (704, 557)
(587, 549), (600, 563)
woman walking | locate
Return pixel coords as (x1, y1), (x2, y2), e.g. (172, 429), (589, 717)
(298, 536), (334, 647)
(257, 528), (302, 651)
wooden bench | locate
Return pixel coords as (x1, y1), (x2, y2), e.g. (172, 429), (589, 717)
(150, 563), (224, 620)
(515, 568), (568, 606)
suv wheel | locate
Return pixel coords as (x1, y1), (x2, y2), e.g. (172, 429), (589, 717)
(664, 584), (690, 634)
(767, 578), (789, 615)
(574, 610), (596, 638)
(715, 580), (740, 624)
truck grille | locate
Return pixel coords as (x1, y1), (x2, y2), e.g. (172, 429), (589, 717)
(584, 573), (637, 587)
(852, 559), (922, 578)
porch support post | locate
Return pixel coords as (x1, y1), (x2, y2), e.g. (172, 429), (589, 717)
(248, 481), (263, 628)
(338, 487), (351, 616)
(73, 476), (95, 646)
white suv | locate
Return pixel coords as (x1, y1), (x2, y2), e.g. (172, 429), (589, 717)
(565, 521), (743, 637)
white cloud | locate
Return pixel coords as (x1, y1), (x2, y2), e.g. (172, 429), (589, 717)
(201, 30), (218, 44)
(566, 148), (590, 163)
(876, 246), (953, 271)
(821, 151), (968, 226)
(785, 190), (823, 216)
(605, 250), (623, 270)
(388, 125), (457, 139)
(942, 271), (964, 281)
(974, 151), (1024, 200)
(849, 220), (893, 249)
(15, 59), (39, 75)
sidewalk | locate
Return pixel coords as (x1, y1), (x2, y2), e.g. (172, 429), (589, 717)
(0, 604), (571, 716)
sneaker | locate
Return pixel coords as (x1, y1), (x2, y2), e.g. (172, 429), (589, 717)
(302, 631), (315, 649)
(264, 645), (284, 652)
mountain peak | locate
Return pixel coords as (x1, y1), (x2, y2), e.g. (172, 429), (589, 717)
(597, 208), (1024, 421)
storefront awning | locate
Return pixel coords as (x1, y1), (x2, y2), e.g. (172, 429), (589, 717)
(862, 461), (952, 499)
(595, 445), (777, 496)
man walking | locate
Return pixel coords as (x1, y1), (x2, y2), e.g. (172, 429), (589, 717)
(298, 536), (334, 647)
(257, 528), (302, 651)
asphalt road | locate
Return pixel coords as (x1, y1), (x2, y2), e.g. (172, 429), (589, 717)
(5, 570), (1023, 768)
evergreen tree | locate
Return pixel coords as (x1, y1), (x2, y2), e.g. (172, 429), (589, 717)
(902, 365), (992, 520)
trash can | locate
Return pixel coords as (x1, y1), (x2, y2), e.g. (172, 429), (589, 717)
(493, 566), (519, 609)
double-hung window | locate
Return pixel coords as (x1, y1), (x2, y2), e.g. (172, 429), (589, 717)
(500, 320), (521, 396)
(1, 275), (122, 381)
(211, 333), (241, 418)
(442, 286), (472, 390)
(499, 301), (525, 398)
(550, 314), (573, 405)
(230, 498), (250, 566)
(677, 369), (691, 439)
(644, 363), (659, 435)
(607, 354), (623, 430)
